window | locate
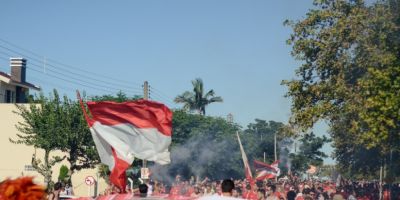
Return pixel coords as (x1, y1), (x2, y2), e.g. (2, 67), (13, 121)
(11, 91), (15, 103)
(5, 90), (11, 103)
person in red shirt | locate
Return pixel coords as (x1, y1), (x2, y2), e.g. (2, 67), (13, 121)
(243, 184), (258, 199)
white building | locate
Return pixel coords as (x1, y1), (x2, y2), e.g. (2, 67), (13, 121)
(0, 58), (40, 103)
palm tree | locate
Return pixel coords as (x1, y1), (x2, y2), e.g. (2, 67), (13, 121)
(174, 78), (223, 115)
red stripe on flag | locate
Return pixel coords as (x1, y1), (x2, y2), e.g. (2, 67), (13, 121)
(86, 100), (172, 136)
(253, 160), (276, 171)
(110, 148), (130, 192)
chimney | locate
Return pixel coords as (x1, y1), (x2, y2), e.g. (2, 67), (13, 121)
(10, 57), (26, 83)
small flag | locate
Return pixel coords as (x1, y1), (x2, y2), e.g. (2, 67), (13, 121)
(254, 160), (280, 180)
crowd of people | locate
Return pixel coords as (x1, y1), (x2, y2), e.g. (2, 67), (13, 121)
(99, 175), (400, 200)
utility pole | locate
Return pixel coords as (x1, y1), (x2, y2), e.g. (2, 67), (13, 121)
(142, 81), (149, 172)
(227, 113), (233, 123)
(274, 131), (278, 183)
(143, 81), (149, 100)
(274, 131), (277, 161)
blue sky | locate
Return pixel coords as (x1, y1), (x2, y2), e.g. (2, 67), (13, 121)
(0, 0), (334, 162)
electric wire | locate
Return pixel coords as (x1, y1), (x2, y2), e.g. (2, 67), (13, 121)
(0, 38), (143, 87)
(0, 42), (143, 92)
(0, 51), (142, 95)
(0, 56), (125, 94)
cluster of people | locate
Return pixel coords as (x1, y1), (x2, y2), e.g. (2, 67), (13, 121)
(99, 175), (400, 200)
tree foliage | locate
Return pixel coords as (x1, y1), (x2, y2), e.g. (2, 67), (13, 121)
(243, 119), (286, 164)
(11, 90), (100, 187)
(284, 0), (400, 178)
(58, 165), (70, 183)
(59, 96), (99, 173)
(90, 91), (142, 102)
(11, 91), (66, 188)
(290, 132), (331, 174)
(174, 78), (223, 115)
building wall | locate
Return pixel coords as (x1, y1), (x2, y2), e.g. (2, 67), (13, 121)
(0, 82), (17, 103)
(0, 82), (3, 103)
(0, 104), (108, 197)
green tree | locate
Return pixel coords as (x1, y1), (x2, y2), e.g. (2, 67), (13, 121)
(11, 90), (101, 187)
(58, 165), (70, 183)
(283, 0), (400, 178)
(243, 119), (286, 164)
(59, 96), (100, 174)
(90, 91), (142, 102)
(290, 132), (330, 174)
(11, 91), (66, 188)
(174, 78), (223, 115)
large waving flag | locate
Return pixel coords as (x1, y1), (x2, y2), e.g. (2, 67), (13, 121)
(254, 160), (280, 180)
(236, 132), (253, 181)
(78, 92), (173, 191)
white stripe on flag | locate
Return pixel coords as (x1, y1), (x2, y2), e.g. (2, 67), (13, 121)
(90, 121), (172, 169)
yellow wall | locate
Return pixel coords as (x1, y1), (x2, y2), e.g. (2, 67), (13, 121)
(0, 104), (108, 197)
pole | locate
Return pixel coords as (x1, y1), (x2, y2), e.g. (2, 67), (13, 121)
(96, 173), (99, 197)
(263, 152), (266, 163)
(143, 81), (149, 100)
(380, 165), (383, 200)
(142, 81), (149, 170)
(274, 132), (277, 161)
(274, 132), (278, 182)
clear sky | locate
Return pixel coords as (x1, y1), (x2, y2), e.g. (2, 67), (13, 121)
(0, 0), (334, 162)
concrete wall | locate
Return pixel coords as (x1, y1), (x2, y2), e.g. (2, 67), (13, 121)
(0, 104), (108, 197)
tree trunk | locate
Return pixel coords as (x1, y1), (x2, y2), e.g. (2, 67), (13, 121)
(44, 150), (53, 189)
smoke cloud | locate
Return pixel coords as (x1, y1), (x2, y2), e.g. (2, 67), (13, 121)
(149, 133), (240, 184)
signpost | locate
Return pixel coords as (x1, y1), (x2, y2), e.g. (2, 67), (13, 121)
(141, 168), (150, 179)
(85, 176), (95, 196)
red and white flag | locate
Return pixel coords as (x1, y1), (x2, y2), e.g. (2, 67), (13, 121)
(254, 160), (280, 180)
(236, 132), (253, 181)
(78, 93), (172, 191)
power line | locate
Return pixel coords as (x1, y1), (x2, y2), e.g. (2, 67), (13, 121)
(0, 40), (143, 91)
(150, 86), (176, 101)
(149, 90), (175, 106)
(0, 55), (131, 95)
(149, 86), (175, 103)
(0, 38), (176, 102)
(0, 50), (142, 95)
(0, 38), (143, 86)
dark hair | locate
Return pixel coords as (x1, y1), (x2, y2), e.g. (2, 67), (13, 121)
(54, 182), (62, 191)
(303, 188), (311, 194)
(139, 184), (148, 197)
(269, 184), (276, 192)
(287, 190), (296, 200)
(221, 179), (235, 193)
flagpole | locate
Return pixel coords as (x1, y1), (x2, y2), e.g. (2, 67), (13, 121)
(142, 81), (149, 171)
(274, 131), (277, 182)
(274, 131), (277, 162)
(237, 132), (253, 180)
